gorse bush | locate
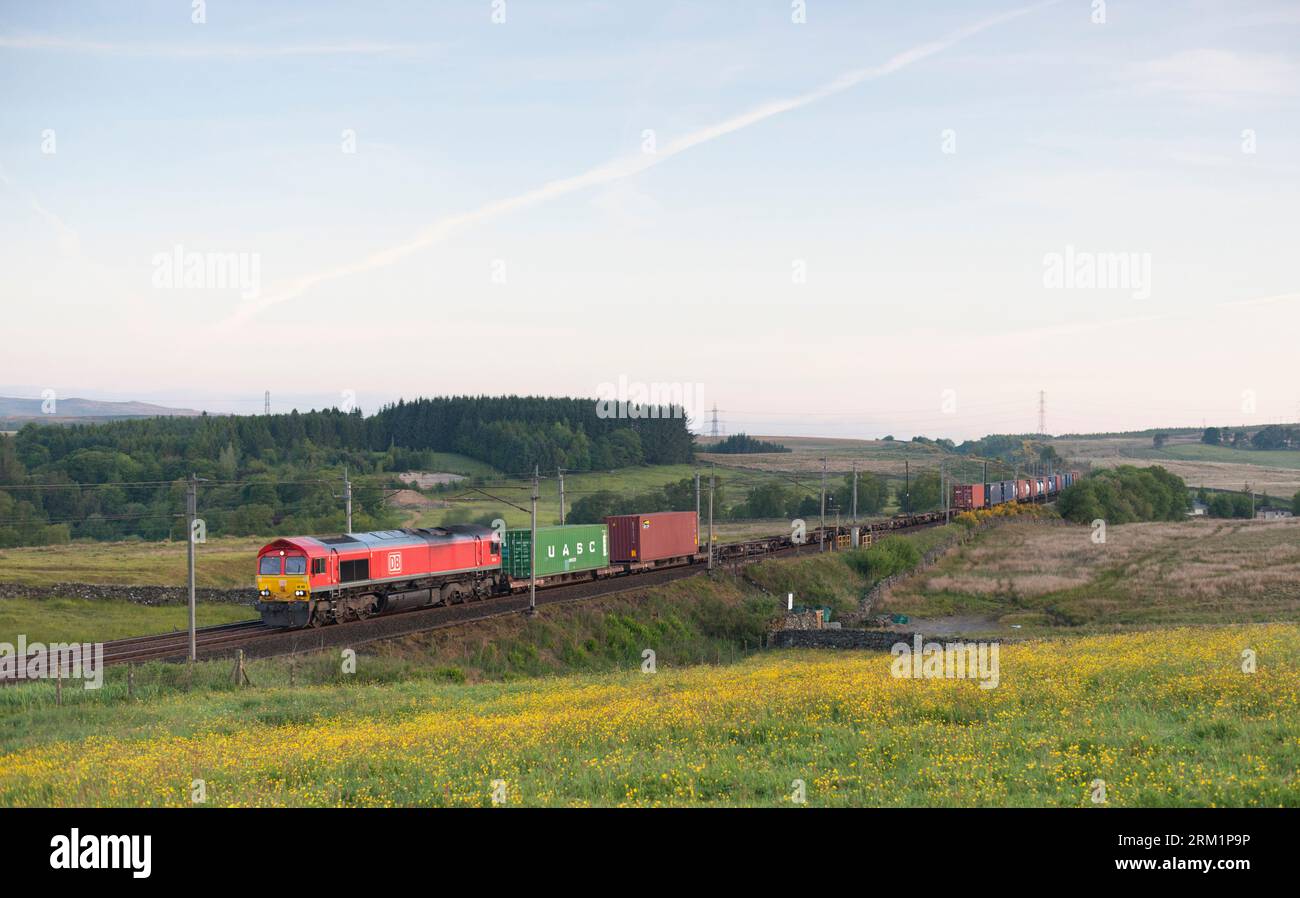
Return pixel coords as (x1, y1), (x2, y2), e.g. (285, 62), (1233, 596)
(954, 500), (1055, 529)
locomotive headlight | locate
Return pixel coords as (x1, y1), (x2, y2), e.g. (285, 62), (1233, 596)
(294, 589), (305, 597)
(260, 589), (270, 596)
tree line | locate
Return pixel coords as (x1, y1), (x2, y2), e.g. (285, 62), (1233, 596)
(1199, 425), (1299, 451)
(0, 396), (695, 546)
(706, 434), (791, 454)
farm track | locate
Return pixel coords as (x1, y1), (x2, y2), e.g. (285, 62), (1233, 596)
(2, 518), (951, 680)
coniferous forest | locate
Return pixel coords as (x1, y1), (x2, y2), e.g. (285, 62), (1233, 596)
(0, 396), (696, 546)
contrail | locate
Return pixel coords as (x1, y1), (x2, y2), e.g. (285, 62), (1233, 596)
(225, 1), (1058, 327)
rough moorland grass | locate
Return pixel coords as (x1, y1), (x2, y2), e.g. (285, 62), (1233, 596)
(1151, 443), (1300, 469)
(882, 518), (1300, 634)
(0, 624), (1294, 807)
(743, 552), (867, 613)
(699, 435), (1005, 483)
(0, 597), (254, 645)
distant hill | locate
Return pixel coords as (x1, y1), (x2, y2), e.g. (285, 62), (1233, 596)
(0, 396), (201, 424)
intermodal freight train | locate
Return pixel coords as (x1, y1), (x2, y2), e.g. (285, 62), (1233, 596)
(254, 511), (699, 628)
(254, 475), (1075, 628)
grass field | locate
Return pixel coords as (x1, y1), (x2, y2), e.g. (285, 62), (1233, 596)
(1053, 434), (1300, 495)
(1152, 443), (1300, 468)
(881, 517), (1300, 635)
(698, 435), (1006, 482)
(0, 597), (253, 644)
(1089, 456), (1300, 496)
(413, 452), (501, 478)
(0, 537), (263, 589)
(1, 623), (1295, 806)
(1053, 433), (1300, 468)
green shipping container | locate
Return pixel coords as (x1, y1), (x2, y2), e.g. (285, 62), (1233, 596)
(501, 524), (609, 578)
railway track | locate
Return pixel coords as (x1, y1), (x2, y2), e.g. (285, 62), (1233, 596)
(0, 619), (275, 682)
(1, 516), (952, 682)
(98, 619), (272, 664)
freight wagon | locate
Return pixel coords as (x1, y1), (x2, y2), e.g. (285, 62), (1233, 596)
(950, 472), (1081, 514)
(950, 483), (986, 511)
(988, 480), (1014, 505)
(501, 524), (609, 582)
(605, 511), (699, 565)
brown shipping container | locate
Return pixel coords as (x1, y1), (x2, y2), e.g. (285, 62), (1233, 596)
(952, 483), (986, 511)
(606, 511), (698, 562)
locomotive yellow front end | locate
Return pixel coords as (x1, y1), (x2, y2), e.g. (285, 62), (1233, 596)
(254, 543), (313, 628)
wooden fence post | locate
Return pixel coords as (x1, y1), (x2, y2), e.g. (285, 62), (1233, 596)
(231, 649), (251, 687)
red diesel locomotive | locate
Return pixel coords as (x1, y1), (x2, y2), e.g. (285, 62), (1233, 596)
(254, 525), (502, 628)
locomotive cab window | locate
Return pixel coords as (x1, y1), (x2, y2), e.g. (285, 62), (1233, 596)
(258, 556), (281, 575)
(489, 541), (499, 556)
(284, 555), (307, 575)
(311, 557), (326, 575)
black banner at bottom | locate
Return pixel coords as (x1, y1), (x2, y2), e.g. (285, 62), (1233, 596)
(0, 807), (1287, 885)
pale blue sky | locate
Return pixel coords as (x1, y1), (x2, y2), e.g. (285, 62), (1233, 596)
(2, 0), (1298, 438)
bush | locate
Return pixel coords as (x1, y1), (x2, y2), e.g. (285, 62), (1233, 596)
(844, 535), (921, 582)
(1207, 492), (1254, 518)
(1057, 465), (1188, 524)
